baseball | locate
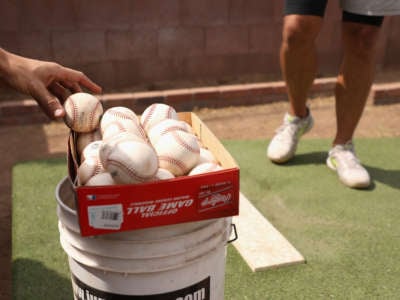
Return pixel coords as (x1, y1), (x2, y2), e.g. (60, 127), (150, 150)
(64, 92), (103, 132)
(81, 140), (102, 162)
(98, 132), (146, 167)
(140, 103), (179, 132)
(77, 156), (104, 185)
(100, 106), (139, 130)
(153, 168), (175, 181)
(101, 139), (159, 184)
(188, 162), (223, 176)
(101, 118), (147, 142)
(198, 147), (218, 164)
(76, 129), (102, 159)
(153, 130), (200, 176)
(147, 119), (191, 146)
(85, 172), (115, 186)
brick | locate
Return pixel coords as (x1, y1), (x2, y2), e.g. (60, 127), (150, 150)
(131, 0), (180, 28)
(19, 32), (52, 60)
(129, 28), (158, 58)
(316, 20), (341, 53)
(132, 94), (165, 114)
(192, 87), (220, 102)
(317, 52), (342, 76)
(106, 28), (157, 60)
(106, 31), (132, 60)
(79, 61), (116, 91)
(234, 53), (281, 76)
(158, 0), (180, 27)
(372, 82), (400, 105)
(113, 60), (142, 88)
(136, 57), (185, 83)
(0, 32), (20, 54)
(19, 0), (52, 31)
(79, 30), (107, 63)
(164, 89), (195, 111)
(158, 27), (204, 58)
(0, 100), (39, 116)
(19, 0), (78, 32)
(206, 26), (249, 55)
(47, 1), (79, 30)
(181, 0), (229, 26)
(382, 17), (400, 67)
(0, 1), (18, 31)
(249, 23), (282, 54)
(230, 0), (276, 24)
(183, 55), (232, 80)
(77, 0), (131, 30)
(184, 55), (258, 81)
(52, 31), (82, 65)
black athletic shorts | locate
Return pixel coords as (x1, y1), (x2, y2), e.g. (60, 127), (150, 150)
(284, 0), (384, 27)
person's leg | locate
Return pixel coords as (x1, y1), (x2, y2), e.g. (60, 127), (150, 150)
(327, 12), (383, 188)
(334, 12), (383, 145)
(281, 15), (323, 118)
(267, 0), (327, 163)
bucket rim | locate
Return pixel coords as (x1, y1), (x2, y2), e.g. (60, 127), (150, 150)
(56, 176), (77, 216)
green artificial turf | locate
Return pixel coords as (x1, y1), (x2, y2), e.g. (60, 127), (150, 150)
(223, 138), (400, 299)
(11, 138), (400, 299)
(12, 158), (72, 299)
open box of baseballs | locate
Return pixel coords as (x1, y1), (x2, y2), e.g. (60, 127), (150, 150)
(65, 96), (239, 237)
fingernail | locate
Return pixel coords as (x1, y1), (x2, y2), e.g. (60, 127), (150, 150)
(55, 109), (64, 118)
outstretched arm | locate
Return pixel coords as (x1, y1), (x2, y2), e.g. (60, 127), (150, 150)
(0, 48), (102, 119)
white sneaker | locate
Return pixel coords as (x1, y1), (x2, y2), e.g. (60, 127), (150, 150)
(326, 141), (371, 189)
(267, 110), (314, 163)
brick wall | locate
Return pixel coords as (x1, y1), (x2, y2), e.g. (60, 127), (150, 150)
(0, 1), (399, 93)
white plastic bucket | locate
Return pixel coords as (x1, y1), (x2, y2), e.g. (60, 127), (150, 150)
(56, 177), (231, 299)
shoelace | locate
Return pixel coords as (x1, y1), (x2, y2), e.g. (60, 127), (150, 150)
(274, 121), (300, 141)
(332, 147), (362, 169)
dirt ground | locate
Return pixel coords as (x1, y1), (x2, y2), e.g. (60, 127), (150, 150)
(1, 96), (400, 299)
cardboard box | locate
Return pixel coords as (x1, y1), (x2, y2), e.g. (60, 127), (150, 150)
(68, 112), (240, 237)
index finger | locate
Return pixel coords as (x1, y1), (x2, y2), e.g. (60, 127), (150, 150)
(56, 67), (102, 94)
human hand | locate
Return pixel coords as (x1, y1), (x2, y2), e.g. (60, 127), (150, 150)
(0, 48), (102, 119)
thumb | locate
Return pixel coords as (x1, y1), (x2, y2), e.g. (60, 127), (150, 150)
(31, 83), (65, 119)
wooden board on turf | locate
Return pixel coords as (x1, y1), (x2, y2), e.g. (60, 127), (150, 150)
(232, 193), (305, 272)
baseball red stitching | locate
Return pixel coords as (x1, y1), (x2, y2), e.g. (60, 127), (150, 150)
(158, 155), (187, 175)
(89, 100), (101, 130)
(108, 109), (136, 121)
(142, 104), (157, 129)
(173, 131), (199, 154)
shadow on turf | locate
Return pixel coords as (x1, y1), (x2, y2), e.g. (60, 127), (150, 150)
(275, 151), (327, 166)
(366, 165), (400, 190)
(13, 258), (72, 299)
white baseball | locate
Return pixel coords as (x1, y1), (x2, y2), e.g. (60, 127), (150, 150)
(153, 130), (200, 176)
(153, 168), (175, 181)
(101, 139), (159, 184)
(140, 103), (179, 132)
(64, 92), (103, 132)
(198, 147), (218, 164)
(77, 156), (104, 185)
(147, 119), (191, 146)
(188, 162), (223, 176)
(81, 140), (102, 162)
(100, 106), (139, 129)
(98, 132), (146, 167)
(77, 129), (102, 158)
(85, 172), (115, 186)
(101, 119), (147, 142)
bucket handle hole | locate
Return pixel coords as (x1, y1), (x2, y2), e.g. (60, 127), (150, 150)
(227, 223), (238, 244)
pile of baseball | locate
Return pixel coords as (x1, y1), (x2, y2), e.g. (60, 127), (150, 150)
(63, 92), (223, 186)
